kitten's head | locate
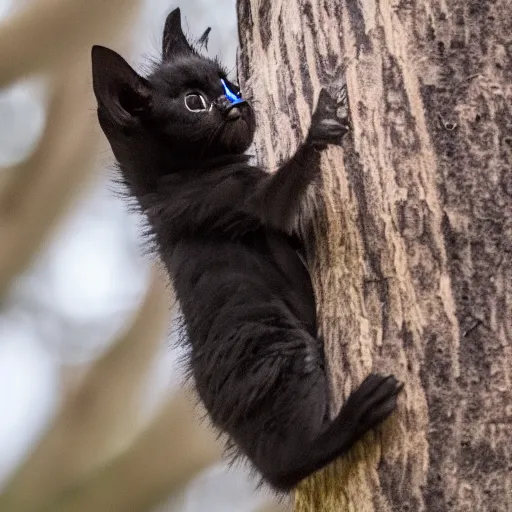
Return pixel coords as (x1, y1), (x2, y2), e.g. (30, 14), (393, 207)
(91, 8), (256, 162)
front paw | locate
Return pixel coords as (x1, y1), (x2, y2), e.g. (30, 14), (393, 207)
(308, 117), (348, 148)
(307, 87), (350, 148)
(336, 373), (403, 441)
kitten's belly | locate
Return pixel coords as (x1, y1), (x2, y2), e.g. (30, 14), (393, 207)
(168, 232), (317, 338)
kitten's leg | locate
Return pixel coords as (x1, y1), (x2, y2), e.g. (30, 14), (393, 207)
(246, 87), (349, 233)
(263, 373), (403, 490)
(229, 330), (402, 491)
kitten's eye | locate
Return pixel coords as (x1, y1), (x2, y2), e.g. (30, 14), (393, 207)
(185, 93), (208, 112)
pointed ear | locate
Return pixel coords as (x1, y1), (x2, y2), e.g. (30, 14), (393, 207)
(91, 45), (151, 127)
(198, 27), (211, 50)
(162, 8), (194, 59)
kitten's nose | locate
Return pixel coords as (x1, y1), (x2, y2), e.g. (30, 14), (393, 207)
(226, 107), (242, 120)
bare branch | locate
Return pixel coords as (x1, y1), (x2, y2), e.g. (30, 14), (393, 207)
(0, 267), (172, 511)
(0, 57), (99, 298)
(42, 391), (221, 512)
(0, 0), (145, 299)
(0, 0), (141, 87)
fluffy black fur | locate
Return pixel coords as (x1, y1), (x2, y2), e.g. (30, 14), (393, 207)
(91, 7), (403, 491)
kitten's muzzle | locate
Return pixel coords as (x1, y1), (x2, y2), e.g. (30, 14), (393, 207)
(214, 95), (248, 119)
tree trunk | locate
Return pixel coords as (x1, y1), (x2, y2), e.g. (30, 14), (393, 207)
(236, 1), (511, 510)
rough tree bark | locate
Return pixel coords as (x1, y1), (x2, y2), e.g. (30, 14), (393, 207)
(237, 1), (511, 511)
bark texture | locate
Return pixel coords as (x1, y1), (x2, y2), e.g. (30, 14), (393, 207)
(236, 1), (512, 510)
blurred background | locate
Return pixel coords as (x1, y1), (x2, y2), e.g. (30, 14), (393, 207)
(0, 0), (284, 510)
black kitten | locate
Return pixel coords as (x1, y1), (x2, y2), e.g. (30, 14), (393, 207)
(91, 8), (403, 491)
